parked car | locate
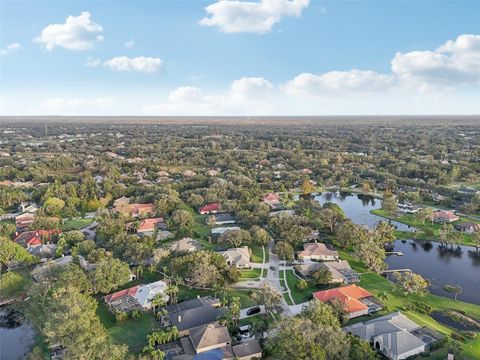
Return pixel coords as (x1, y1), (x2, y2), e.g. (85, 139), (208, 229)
(246, 306), (261, 316)
(239, 325), (252, 332)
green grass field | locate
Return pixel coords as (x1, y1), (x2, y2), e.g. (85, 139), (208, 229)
(250, 245), (267, 263)
(238, 268), (262, 280)
(61, 218), (94, 231)
(96, 301), (156, 354)
(284, 270), (316, 304)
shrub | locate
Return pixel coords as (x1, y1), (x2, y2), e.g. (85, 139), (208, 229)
(461, 331), (477, 340)
(450, 333), (466, 343)
(115, 311), (128, 322)
(414, 302), (432, 314)
(130, 309), (143, 320)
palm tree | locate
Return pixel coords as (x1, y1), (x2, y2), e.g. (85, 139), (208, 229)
(166, 283), (179, 305)
(151, 294), (166, 317)
(135, 264), (144, 280)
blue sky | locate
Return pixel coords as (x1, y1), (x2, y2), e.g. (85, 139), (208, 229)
(1, 0), (480, 115)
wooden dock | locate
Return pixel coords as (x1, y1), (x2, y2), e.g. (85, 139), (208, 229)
(386, 251), (404, 256)
(382, 268), (412, 274)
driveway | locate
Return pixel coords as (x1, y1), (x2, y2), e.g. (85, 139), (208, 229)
(240, 305), (266, 319)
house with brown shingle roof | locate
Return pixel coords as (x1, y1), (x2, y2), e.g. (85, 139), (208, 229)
(297, 242), (339, 261)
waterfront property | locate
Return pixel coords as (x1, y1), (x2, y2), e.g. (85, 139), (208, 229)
(313, 284), (381, 319)
(344, 312), (439, 360)
(297, 242), (339, 261)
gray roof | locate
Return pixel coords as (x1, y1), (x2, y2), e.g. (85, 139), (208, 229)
(232, 340), (262, 358)
(376, 330), (426, 356)
(344, 311), (421, 340)
(189, 322), (230, 351)
(168, 298), (224, 332)
(212, 213), (235, 223)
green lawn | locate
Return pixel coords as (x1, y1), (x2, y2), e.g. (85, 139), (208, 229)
(238, 268), (262, 280)
(371, 209), (478, 247)
(284, 270), (316, 304)
(61, 218), (94, 231)
(250, 245), (267, 263)
(96, 301), (156, 354)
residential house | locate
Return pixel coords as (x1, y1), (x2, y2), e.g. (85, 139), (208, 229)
(433, 210), (459, 224)
(454, 222), (480, 234)
(313, 284), (380, 319)
(207, 169), (220, 176)
(297, 242), (339, 261)
(232, 339), (263, 360)
(14, 230), (62, 248)
(344, 312), (434, 360)
(164, 297), (224, 336)
(199, 203), (222, 215)
(27, 243), (57, 260)
(318, 260), (360, 284)
(220, 246), (251, 269)
(169, 238), (201, 253)
(31, 255), (90, 282)
(113, 202), (156, 218)
(172, 322), (262, 360)
(263, 193), (280, 206)
(183, 170), (197, 177)
(295, 262), (323, 278)
(15, 213), (36, 230)
(211, 226), (241, 237)
(208, 213), (236, 225)
(157, 230), (174, 241)
(126, 217), (166, 234)
(104, 280), (168, 312)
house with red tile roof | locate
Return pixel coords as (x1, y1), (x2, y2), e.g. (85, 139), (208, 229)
(297, 242), (339, 261)
(433, 210), (459, 224)
(313, 284), (379, 319)
(198, 203), (221, 215)
(113, 202), (156, 218)
(126, 217), (166, 233)
(263, 193), (280, 204)
(14, 230), (62, 248)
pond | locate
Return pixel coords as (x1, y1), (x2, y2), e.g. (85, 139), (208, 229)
(0, 308), (36, 360)
(314, 191), (415, 232)
(385, 240), (480, 305)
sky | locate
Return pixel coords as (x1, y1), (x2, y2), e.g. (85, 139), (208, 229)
(1, 0), (480, 116)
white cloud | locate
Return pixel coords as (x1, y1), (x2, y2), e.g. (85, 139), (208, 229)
(143, 77), (274, 115)
(391, 34), (480, 90)
(124, 39), (135, 48)
(103, 56), (163, 73)
(85, 56), (101, 67)
(34, 11), (103, 51)
(39, 97), (113, 113)
(283, 70), (393, 96)
(0, 42), (23, 56)
(199, 0), (310, 34)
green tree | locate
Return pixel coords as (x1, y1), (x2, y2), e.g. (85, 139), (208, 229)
(250, 225), (270, 245)
(90, 257), (131, 294)
(218, 228), (252, 247)
(393, 271), (429, 296)
(382, 196), (398, 216)
(301, 179), (315, 195)
(42, 286), (128, 360)
(43, 197), (65, 216)
(296, 279), (308, 291)
(273, 241), (294, 261)
(0, 237), (37, 271)
(311, 268), (332, 286)
(252, 282), (282, 317)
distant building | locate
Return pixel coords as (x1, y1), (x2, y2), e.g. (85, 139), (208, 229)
(207, 213), (236, 225)
(126, 217), (166, 233)
(263, 193), (280, 205)
(169, 238), (201, 253)
(199, 203), (222, 215)
(211, 226), (241, 237)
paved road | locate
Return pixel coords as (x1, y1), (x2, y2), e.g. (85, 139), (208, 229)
(81, 221), (98, 240)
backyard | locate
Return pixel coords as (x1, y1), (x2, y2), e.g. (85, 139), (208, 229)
(61, 218), (94, 231)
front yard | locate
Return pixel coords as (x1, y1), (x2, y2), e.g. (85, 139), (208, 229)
(284, 270), (316, 304)
(61, 217), (94, 231)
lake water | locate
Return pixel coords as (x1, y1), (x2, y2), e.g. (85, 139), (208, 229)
(0, 309), (36, 360)
(314, 192), (480, 305)
(314, 192), (415, 232)
(386, 240), (480, 305)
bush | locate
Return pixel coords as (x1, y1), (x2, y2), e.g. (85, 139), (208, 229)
(130, 310), (143, 320)
(430, 337), (448, 351)
(419, 351), (431, 357)
(115, 311), (128, 322)
(461, 331), (477, 340)
(450, 333), (466, 343)
(414, 302), (432, 314)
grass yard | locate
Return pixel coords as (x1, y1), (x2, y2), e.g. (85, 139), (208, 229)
(284, 270), (316, 304)
(61, 218), (94, 231)
(250, 245), (267, 263)
(96, 301), (156, 354)
(371, 209), (478, 247)
(238, 268), (262, 280)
